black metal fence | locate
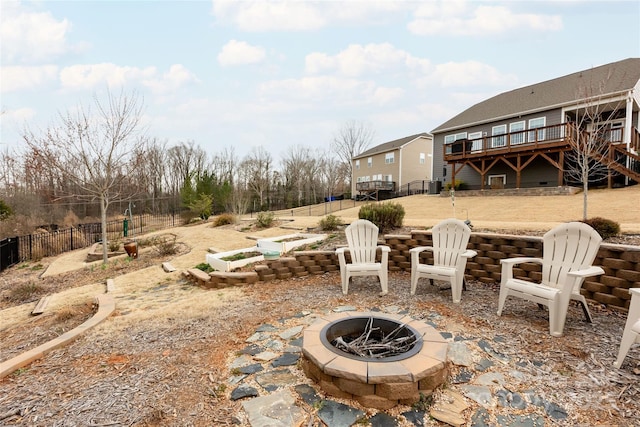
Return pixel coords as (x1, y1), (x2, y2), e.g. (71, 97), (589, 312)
(0, 212), (184, 272)
(0, 237), (19, 272)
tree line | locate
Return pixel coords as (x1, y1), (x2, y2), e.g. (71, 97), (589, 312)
(0, 91), (373, 250)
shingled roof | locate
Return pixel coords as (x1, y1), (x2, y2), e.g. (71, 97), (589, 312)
(354, 132), (431, 159)
(432, 57), (640, 134)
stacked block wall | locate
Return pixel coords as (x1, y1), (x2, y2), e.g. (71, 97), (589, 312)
(185, 233), (640, 311)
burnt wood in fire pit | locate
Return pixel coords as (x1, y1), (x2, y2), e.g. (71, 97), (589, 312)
(321, 316), (423, 362)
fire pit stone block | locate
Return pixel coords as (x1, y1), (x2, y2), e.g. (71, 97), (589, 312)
(301, 311), (449, 409)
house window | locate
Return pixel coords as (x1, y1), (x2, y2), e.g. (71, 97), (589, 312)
(468, 131), (482, 151)
(356, 176), (362, 183)
(373, 174), (382, 181)
(385, 152), (394, 164)
(492, 125), (507, 148)
(367, 157), (372, 168)
(384, 175), (393, 182)
(510, 121), (525, 145)
(355, 160), (360, 170)
(419, 153), (425, 164)
(445, 132), (468, 154)
(608, 121), (624, 142)
(445, 132), (467, 144)
(528, 117), (546, 142)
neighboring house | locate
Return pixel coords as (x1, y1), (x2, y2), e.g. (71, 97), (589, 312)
(431, 57), (640, 191)
(352, 132), (434, 200)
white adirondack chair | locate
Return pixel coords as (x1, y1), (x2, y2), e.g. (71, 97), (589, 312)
(410, 218), (477, 303)
(614, 288), (640, 368)
(497, 222), (604, 337)
(336, 219), (390, 295)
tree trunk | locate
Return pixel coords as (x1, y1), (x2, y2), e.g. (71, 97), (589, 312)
(582, 164), (589, 220)
(101, 195), (108, 264)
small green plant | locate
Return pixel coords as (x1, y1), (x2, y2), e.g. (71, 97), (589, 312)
(319, 214), (341, 231)
(256, 211), (275, 228)
(581, 217), (620, 239)
(195, 262), (213, 272)
(412, 392), (434, 411)
(353, 416), (369, 425)
(358, 202), (405, 232)
(221, 251), (261, 261)
(12, 367), (29, 376)
(213, 213), (235, 227)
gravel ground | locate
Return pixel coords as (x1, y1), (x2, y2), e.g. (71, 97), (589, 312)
(1, 188), (640, 426)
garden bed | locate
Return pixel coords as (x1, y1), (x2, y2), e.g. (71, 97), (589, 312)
(256, 233), (327, 254)
(206, 247), (265, 272)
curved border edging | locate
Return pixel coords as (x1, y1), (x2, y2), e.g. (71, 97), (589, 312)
(0, 294), (115, 379)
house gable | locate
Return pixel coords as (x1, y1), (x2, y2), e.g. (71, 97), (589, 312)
(351, 132), (434, 198)
(433, 58), (640, 134)
(431, 58), (640, 190)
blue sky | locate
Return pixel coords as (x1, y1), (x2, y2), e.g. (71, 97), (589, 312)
(1, 0), (639, 162)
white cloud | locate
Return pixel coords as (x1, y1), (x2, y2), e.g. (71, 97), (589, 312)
(408, 1), (562, 36)
(1, 65), (58, 92)
(59, 63), (156, 90)
(417, 60), (518, 88)
(143, 64), (200, 94)
(212, 0), (325, 31)
(258, 75), (402, 108)
(218, 40), (266, 66)
(0, 0), (80, 64)
(211, 0), (407, 32)
(1, 106), (37, 124)
(306, 43), (431, 77)
(371, 87), (405, 106)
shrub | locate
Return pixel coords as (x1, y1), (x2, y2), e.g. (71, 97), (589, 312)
(444, 180), (466, 191)
(319, 214), (341, 231)
(358, 202), (405, 232)
(0, 199), (13, 220)
(62, 210), (79, 227)
(108, 239), (121, 252)
(256, 211), (275, 228)
(144, 234), (179, 256)
(581, 217), (620, 239)
(9, 281), (46, 303)
(213, 213), (235, 227)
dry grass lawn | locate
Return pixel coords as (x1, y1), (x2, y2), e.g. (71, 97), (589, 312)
(1, 186), (639, 426)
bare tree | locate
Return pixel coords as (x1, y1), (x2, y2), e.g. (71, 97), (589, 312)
(166, 140), (209, 195)
(318, 152), (349, 212)
(22, 90), (146, 263)
(565, 69), (624, 220)
(211, 146), (237, 186)
(281, 145), (314, 207)
(332, 120), (374, 194)
(239, 146), (273, 210)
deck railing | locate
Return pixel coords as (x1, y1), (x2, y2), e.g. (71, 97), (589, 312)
(355, 180), (396, 192)
(444, 123), (581, 159)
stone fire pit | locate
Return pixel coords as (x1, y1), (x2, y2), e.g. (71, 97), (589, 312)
(301, 311), (449, 410)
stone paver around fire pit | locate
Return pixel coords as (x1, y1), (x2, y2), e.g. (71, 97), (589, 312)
(227, 304), (571, 427)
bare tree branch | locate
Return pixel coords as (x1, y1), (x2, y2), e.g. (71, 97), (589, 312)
(21, 89), (147, 263)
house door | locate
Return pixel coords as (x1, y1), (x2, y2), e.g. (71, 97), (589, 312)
(488, 175), (506, 189)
